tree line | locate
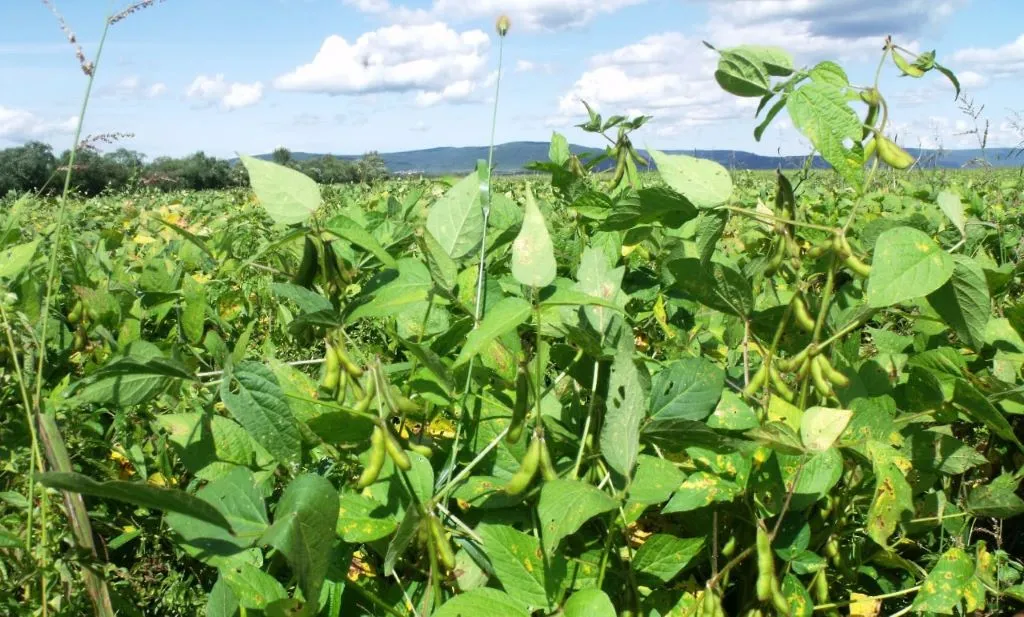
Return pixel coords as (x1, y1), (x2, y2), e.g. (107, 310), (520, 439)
(0, 142), (389, 198)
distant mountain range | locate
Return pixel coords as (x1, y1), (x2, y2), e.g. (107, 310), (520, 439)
(250, 141), (1021, 175)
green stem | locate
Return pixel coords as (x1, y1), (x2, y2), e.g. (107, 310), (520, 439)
(572, 359), (601, 479)
(813, 585), (920, 612)
(718, 204), (837, 233)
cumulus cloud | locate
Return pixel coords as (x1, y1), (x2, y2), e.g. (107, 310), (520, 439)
(274, 22), (491, 106)
(0, 106), (77, 142)
(697, 0), (964, 60)
(101, 75), (168, 99)
(186, 74), (264, 110)
(551, 33), (749, 136)
(951, 34), (1024, 79)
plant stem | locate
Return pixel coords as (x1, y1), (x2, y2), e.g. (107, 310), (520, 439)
(573, 359), (601, 479)
(813, 585), (920, 611)
(718, 204), (837, 233)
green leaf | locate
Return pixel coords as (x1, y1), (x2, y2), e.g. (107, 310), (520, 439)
(865, 441), (913, 546)
(746, 422), (804, 455)
(75, 340), (171, 407)
(347, 258), (432, 323)
(631, 534), (704, 583)
(426, 170), (484, 260)
(36, 471), (231, 530)
(416, 226), (458, 290)
(562, 589), (616, 617)
(731, 45), (794, 76)
(326, 214), (396, 268)
(433, 588), (529, 617)
(336, 491), (397, 542)
(781, 573), (813, 617)
(662, 472), (741, 513)
(926, 254), (990, 350)
(650, 150), (733, 209)
(0, 238), (40, 279)
(477, 523), (551, 612)
(664, 258), (752, 317)
(512, 186), (557, 288)
(221, 562), (287, 610)
(574, 246), (626, 334)
(181, 275), (206, 344)
(240, 154), (320, 226)
(648, 358), (724, 425)
(967, 474), (1024, 518)
(538, 479), (617, 556)
(952, 380), (1022, 449)
(206, 578), (239, 617)
(707, 390), (760, 431)
(383, 506), (421, 576)
(714, 49), (771, 97)
(220, 361), (301, 467)
(936, 190), (966, 238)
(911, 547), (975, 614)
(867, 227), (955, 308)
(694, 210), (728, 266)
(259, 473), (338, 609)
(454, 297), (531, 367)
(786, 81), (863, 186)
(808, 60), (849, 86)
(601, 346), (648, 478)
(628, 454), (685, 505)
(549, 131), (571, 166)
(800, 407), (852, 452)
(154, 413), (266, 481)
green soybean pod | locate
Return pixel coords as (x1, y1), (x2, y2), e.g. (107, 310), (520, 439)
(792, 295), (816, 332)
(429, 516), (457, 571)
(381, 424), (412, 471)
(538, 437), (557, 482)
(357, 426), (387, 488)
(810, 356), (834, 399)
(505, 436), (541, 495)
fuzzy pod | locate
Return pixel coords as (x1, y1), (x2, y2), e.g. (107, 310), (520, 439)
(357, 426), (387, 488)
(505, 436), (541, 495)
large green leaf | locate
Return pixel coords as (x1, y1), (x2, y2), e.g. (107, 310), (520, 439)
(799, 407), (851, 452)
(326, 214), (396, 268)
(631, 534), (704, 583)
(786, 81), (863, 186)
(714, 48), (771, 97)
(181, 274), (206, 344)
(259, 473), (338, 609)
(575, 246), (626, 334)
(75, 340), (172, 407)
(220, 361), (301, 467)
(562, 588), (616, 617)
(936, 190), (966, 238)
(512, 186), (557, 288)
(205, 578), (239, 617)
(926, 254), (990, 350)
(454, 296), (531, 367)
(433, 588), (529, 617)
(664, 258), (752, 317)
(347, 258), (432, 322)
(867, 227), (954, 308)
(477, 523), (552, 612)
(426, 171), (484, 260)
(220, 562), (287, 610)
(538, 479), (617, 556)
(648, 358), (724, 426)
(627, 454), (685, 506)
(154, 412), (268, 481)
(952, 380), (1022, 449)
(336, 491), (397, 542)
(36, 471), (231, 530)
(601, 346), (648, 479)
(650, 149), (733, 209)
(911, 547), (975, 614)
(662, 472), (741, 513)
(240, 155), (320, 226)
(0, 238), (40, 279)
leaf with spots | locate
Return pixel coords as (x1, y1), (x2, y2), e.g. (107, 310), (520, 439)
(867, 227), (954, 308)
(911, 547), (975, 614)
(865, 441), (913, 547)
(335, 491), (397, 543)
(781, 573), (813, 617)
(433, 588), (529, 617)
(477, 523), (552, 612)
(512, 185), (557, 288)
(631, 534), (705, 583)
(662, 472), (741, 514)
(628, 455), (685, 505)
(648, 357), (725, 425)
(538, 479), (617, 556)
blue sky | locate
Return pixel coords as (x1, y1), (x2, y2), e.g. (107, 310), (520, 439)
(1, 0), (1022, 159)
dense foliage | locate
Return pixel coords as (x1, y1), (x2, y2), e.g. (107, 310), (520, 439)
(0, 142), (389, 197)
(2, 25), (1024, 617)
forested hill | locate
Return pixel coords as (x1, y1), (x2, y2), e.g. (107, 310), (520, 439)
(252, 141), (1020, 174)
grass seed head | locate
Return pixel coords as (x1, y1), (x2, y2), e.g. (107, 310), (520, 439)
(496, 14), (510, 37)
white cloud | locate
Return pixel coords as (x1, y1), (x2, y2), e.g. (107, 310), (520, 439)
(0, 106), (77, 142)
(186, 74), (264, 110)
(552, 33), (747, 136)
(515, 60), (535, 72)
(951, 34), (1024, 79)
(344, 0), (645, 31)
(102, 75), (168, 99)
(274, 22), (491, 106)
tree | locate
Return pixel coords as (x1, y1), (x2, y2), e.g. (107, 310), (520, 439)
(272, 147), (294, 167)
(356, 151), (388, 184)
(0, 141), (57, 196)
